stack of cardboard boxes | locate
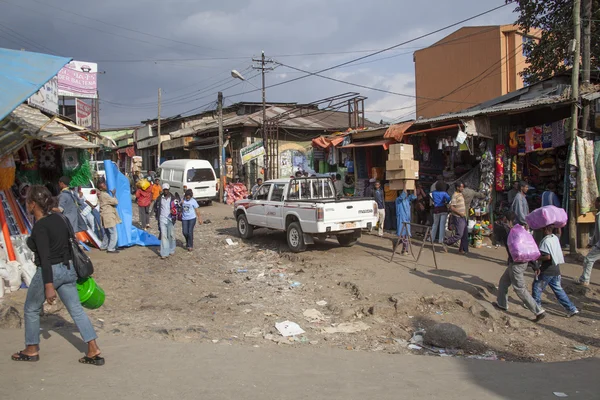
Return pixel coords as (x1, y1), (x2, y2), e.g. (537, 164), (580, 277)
(386, 143), (419, 191)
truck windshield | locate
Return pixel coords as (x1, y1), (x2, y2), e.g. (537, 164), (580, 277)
(288, 178), (335, 200)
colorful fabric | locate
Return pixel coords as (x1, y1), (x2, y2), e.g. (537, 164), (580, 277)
(525, 127), (535, 153)
(569, 136), (599, 214)
(542, 124), (553, 149)
(552, 120), (566, 147)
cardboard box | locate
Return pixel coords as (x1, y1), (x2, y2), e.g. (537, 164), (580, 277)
(387, 152), (414, 161)
(388, 179), (416, 191)
(389, 143), (413, 155)
(386, 159), (419, 170)
(387, 169), (419, 180)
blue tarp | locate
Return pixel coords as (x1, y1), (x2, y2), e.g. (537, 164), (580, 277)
(104, 160), (160, 247)
(0, 48), (71, 121)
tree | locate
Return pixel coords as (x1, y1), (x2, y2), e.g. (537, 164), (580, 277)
(507, 0), (599, 84)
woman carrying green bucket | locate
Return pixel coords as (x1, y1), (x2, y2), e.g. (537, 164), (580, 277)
(10, 185), (105, 366)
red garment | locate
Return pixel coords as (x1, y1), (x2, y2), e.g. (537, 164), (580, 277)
(136, 188), (152, 207)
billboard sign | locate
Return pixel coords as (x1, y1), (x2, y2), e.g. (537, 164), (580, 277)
(240, 141), (265, 164)
(58, 60), (98, 99)
(76, 98), (92, 127)
(27, 76), (59, 114)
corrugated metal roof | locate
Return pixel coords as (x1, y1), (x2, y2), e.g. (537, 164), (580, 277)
(171, 106), (379, 138)
(0, 104), (97, 158)
(0, 48), (71, 121)
(413, 95), (571, 125)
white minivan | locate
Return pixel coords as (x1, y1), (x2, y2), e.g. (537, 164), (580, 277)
(159, 159), (218, 204)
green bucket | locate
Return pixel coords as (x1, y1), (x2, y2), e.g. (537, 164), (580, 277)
(76, 277), (105, 309)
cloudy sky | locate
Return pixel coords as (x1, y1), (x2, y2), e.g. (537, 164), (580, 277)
(0, 0), (518, 128)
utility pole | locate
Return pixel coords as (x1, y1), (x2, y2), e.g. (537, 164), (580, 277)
(568, 0), (581, 254)
(157, 88), (162, 170)
(253, 51), (274, 179)
(218, 92), (224, 203)
(581, 0), (593, 133)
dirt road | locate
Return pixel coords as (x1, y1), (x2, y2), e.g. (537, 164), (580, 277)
(3, 202), (600, 364)
(1, 329), (598, 400)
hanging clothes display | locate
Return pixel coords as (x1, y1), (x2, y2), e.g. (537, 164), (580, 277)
(542, 123), (553, 149)
(568, 136), (599, 214)
(495, 144), (505, 192)
(552, 120), (566, 147)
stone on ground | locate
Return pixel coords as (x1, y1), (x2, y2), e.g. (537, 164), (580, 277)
(424, 323), (467, 349)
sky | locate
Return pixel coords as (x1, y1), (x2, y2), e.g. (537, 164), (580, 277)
(0, 0), (518, 128)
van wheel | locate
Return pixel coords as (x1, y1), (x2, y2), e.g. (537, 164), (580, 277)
(287, 222), (306, 253)
(206, 201), (213, 206)
(337, 233), (357, 247)
(237, 214), (253, 239)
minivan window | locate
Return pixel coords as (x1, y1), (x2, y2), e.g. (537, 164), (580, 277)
(172, 169), (184, 182)
(97, 163), (105, 171)
(161, 169), (171, 180)
(187, 168), (215, 182)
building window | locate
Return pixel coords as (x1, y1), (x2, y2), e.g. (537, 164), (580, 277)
(522, 36), (533, 57)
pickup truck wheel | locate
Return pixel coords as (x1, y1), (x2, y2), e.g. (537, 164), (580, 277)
(287, 222), (306, 253)
(337, 233), (357, 247)
(237, 214), (254, 239)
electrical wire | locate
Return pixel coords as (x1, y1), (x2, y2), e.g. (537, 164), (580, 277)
(223, 3), (510, 101)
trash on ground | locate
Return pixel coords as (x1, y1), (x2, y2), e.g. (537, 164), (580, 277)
(289, 281), (302, 288)
(303, 308), (326, 323)
(244, 327), (262, 338)
(409, 329), (425, 345)
(467, 351), (498, 361)
(408, 344), (422, 350)
(316, 300), (328, 306)
(275, 321), (305, 337)
(236, 269), (248, 273)
(573, 345), (589, 352)
(226, 238), (237, 246)
(553, 393), (568, 398)
(394, 338), (409, 347)
(322, 321), (370, 334)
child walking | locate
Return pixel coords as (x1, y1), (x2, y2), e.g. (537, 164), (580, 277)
(532, 225), (579, 318)
(395, 189), (417, 255)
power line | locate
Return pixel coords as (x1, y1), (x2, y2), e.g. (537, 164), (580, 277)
(275, 61), (476, 105)
(26, 0), (220, 52)
(223, 3), (510, 101)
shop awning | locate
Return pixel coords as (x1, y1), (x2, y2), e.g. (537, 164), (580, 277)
(384, 121), (414, 141)
(311, 134), (347, 149)
(404, 124), (460, 136)
(340, 138), (396, 150)
(0, 48), (71, 121)
(0, 104), (98, 158)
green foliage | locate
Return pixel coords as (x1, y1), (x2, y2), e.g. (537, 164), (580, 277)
(507, 0), (599, 84)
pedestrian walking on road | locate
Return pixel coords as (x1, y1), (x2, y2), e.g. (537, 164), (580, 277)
(578, 196), (600, 286)
(11, 185), (104, 365)
(511, 181), (529, 226)
(494, 212), (546, 322)
(430, 181), (450, 248)
(395, 189), (417, 255)
(373, 181), (385, 237)
(135, 183), (152, 230)
(154, 183), (178, 259)
(444, 182), (468, 254)
(532, 226), (579, 318)
(98, 180), (120, 254)
(181, 189), (202, 251)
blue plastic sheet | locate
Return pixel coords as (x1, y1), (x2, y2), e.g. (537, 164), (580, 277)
(103, 161), (160, 247)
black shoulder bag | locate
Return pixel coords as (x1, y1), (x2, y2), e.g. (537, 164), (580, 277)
(57, 213), (94, 279)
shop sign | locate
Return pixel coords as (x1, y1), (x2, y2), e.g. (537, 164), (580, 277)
(241, 141), (265, 164)
(137, 135), (169, 149)
(76, 98), (92, 127)
(162, 137), (192, 151)
(28, 76), (59, 114)
(58, 60), (98, 99)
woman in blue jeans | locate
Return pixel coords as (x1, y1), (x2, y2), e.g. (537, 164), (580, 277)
(11, 185), (104, 365)
(181, 189), (202, 251)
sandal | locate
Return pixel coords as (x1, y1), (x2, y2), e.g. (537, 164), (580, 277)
(11, 352), (39, 362)
(79, 355), (105, 366)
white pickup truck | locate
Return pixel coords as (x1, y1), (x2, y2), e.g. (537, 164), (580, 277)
(233, 177), (379, 252)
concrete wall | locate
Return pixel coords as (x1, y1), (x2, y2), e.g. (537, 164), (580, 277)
(414, 25), (538, 119)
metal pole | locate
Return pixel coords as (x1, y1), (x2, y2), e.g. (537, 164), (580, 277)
(261, 51), (268, 180)
(157, 88), (162, 170)
(568, 0), (581, 254)
(218, 92), (224, 203)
